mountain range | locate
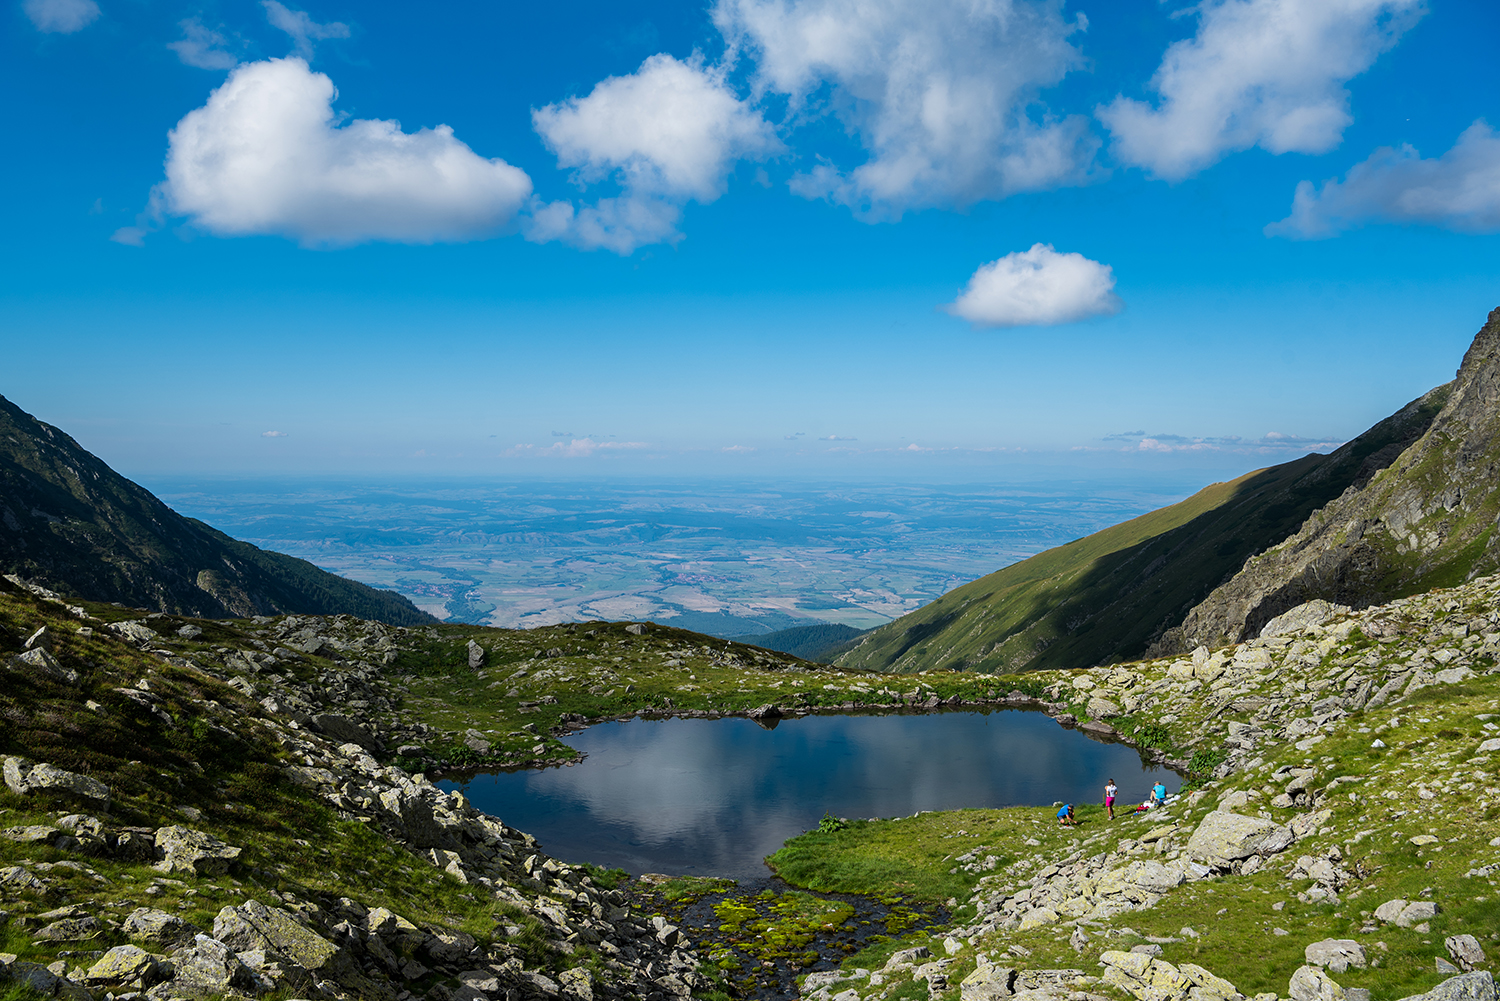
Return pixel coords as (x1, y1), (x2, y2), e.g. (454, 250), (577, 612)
(836, 307), (1500, 674)
(0, 394), (433, 625)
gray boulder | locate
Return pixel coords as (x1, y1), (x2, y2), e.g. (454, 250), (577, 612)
(467, 639), (485, 669)
(1289, 964), (1345, 1001)
(82, 945), (162, 991)
(310, 713), (380, 752)
(1403, 971), (1498, 1001)
(213, 899), (347, 980)
(154, 825), (242, 875)
(1185, 810), (1294, 868)
(123, 906), (198, 947)
(7, 647), (79, 684)
(164, 934), (257, 998)
(1305, 939), (1366, 973)
(1446, 937), (1489, 973)
(3, 756), (109, 806)
(1261, 600), (1349, 638)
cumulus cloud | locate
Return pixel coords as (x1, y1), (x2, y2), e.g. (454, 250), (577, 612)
(262, 1), (349, 60)
(1267, 121), (1500, 238)
(169, 18), (239, 70)
(23, 0), (99, 33)
(1098, 0), (1424, 181)
(261, 430), (288, 438)
(945, 244), (1121, 328)
(713, 0), (1097, 219)
(116, 58), (531, 247)
(528, 54), (780, 253)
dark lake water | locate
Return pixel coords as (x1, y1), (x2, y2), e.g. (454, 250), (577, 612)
(445, 710), (1177, 881)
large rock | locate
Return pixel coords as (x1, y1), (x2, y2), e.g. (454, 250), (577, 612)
(83, 945), (162, 990)
(960, 960), (1016, 1001)
(1446, 935), (1488, 972)
(1416, 971), (1497, 1001)
(123, 907), (197, 947)
(154, 826), (242, 875)
(1261, 600), (1349, 638)
(213, 899), (345, 978)
(166, 934), (257, 997)
(6, 647), (79, 684)
(2, 756), (109, 806)
(311, 713), (380, 752)
(1185, 810), (1293, 868)
(467, 639), (485, 669)
(1305, 939), (1366, 973)
(1289, 965), (1345, 1001)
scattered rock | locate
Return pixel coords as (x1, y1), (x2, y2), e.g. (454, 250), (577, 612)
(153, 825), (243, 876)
(5, 647), (79, 684)
(1184, 810), (1294, 868)
(2, 756), (109, 806)
(1446, 935), (1488, 973)
(1305, 939), (1366, 973)
(1288, 964), (1345, 1001)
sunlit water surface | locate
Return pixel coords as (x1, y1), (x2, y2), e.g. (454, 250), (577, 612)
(445, 711), (1177, 880)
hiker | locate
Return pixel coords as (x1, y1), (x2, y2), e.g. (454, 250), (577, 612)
(1104, 778), (1118, 820)
(1056, 803), (1076, 826)
(1153, 781), (1167, 807)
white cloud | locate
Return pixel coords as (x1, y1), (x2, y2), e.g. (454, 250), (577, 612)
(23, 0), (99, 33)
(261, 1), (349, 60)
(118, 58), (531, 247)
(1098, 0), (1425, 181)
(713, 0), (1097, 219)
(261, 430), (288, 437)
(529, 54), (781, 253)
(169, 18), (239, 70)
(945, 243), (1121, 328)
(1267, 121), (1500, 238)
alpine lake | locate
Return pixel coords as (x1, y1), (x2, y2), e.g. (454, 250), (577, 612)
(442, 708), (1180, 999)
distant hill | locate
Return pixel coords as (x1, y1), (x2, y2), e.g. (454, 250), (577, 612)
(0, 394), (434, 625)
(1173, 306), (1500, 649)
(835, 377), (1453, 675)
(731, 622), (867, 662)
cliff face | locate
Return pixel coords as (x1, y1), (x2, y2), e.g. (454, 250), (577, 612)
(1174, 307), (1500, 649)
(0, 395), (433, 625)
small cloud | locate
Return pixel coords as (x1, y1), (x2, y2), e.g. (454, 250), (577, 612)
(169, 18), (240, 70)
(945, 244), (1122, 328)
(1100, 429), (1344, 454)
(261, 430), (288, 438)
(262, 1), (349, 60)
(820, 434), (857, 441)
(24, 0), (99, 34)
(551, 430), (574, 437)
(721, 445), (757, 452)
(902, 443), (926, 451)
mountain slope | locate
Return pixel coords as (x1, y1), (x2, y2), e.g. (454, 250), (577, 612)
(835, 383), (1449, 674)
(731, 622), (867, 661)
(1174, 306), (1500, 648)
(0, 394), (433, 624)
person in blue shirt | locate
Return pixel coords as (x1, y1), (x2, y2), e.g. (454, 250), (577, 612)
(1056, 803), (1076, 826)
(1153, 781), (1167, 806)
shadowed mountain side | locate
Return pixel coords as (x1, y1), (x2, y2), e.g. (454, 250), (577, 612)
(731, 622), (867, 662)
(835, 385), (1450, 675)
(0, 394), (434, 625)
(1175, 306), (1500, 648)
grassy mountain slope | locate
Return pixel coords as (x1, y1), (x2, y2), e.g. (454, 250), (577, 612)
(731, 622), (866, 662)
(0, 394), (432, 625)
(835, 385), (1449, 675)
(1176, 306), (1500, 648)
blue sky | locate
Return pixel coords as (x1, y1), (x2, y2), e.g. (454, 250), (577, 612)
(5, 0), (1499, 480)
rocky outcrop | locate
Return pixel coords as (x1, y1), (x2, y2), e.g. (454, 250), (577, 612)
(1177, 308), (1500, 649)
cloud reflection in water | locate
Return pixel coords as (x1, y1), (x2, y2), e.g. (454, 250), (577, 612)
(447, 711), (1174, 880)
